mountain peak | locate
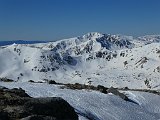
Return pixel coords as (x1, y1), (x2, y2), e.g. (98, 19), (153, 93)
(82, 32), (103, 40)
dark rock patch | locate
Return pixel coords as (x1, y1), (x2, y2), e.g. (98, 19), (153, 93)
(63, 83), (97, 90)
(28, 80), (35, 83)
(0, 87), (78, 120)
(0, 77), (14, 82)
(24, 97), (78, 120)
(97, 85), (108, 93)
(0, 111), (9, 120)
(107, 87), (129, 101)
(48, 80), (57, 84)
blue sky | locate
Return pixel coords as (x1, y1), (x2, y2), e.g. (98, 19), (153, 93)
(0, 0), (160, 41)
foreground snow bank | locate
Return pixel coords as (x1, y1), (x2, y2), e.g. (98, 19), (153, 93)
(1, 82), (160, 120)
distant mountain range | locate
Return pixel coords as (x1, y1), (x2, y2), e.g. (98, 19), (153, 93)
(0, 40), (48, 46)
(0, 32), (160, 90)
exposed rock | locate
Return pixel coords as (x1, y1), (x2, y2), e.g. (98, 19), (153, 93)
(48, 80), (57, 84)
(156, 66), (160, 73)
(122, 87), (129, 90)
(0, 87), (78, 120)
(0, 77), (14, 82)
(0, 111), (9, 120)
(97, 85), (108, 93)
(24, 97), (78, 120)
(107, 87), (129, 101)
(28, 80), (35, 83)
(64, 83), (97, 90)
(135, 57), (148, 66)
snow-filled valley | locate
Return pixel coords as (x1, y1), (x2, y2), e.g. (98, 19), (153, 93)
(1, 32), (160, 120)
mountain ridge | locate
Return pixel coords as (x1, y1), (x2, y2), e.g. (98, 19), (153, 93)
(0, 32), (160, 90)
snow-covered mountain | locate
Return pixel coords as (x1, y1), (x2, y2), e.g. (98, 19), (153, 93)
(1, 32), (160, 89)
(1, 32), (160, 120)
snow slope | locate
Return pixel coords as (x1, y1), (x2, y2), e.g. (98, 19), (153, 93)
(0, 32), (160, 90)
(1, 82), (160, 120)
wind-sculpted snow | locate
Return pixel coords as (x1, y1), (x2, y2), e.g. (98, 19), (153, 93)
(0, 32), (160, 90)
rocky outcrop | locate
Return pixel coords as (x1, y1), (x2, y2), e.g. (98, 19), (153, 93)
(0, 77), (14, 82)
(0, 87), (78, 120)
(97, 85), (108, 93)
(107, 87), (129, 101)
